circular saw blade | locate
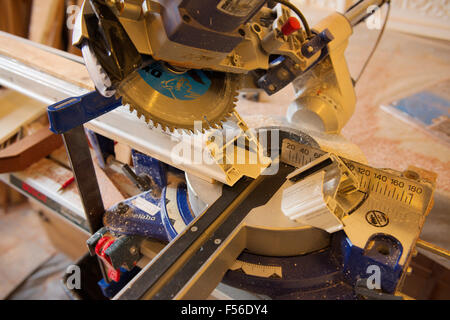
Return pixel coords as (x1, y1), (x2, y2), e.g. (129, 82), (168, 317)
(116, 61), (240, 133)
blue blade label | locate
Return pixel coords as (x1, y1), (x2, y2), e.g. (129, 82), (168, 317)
(138, 61), (212, 101)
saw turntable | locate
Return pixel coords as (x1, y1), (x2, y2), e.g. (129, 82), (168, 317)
(43, 0), (446, 300)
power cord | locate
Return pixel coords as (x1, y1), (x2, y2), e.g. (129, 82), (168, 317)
(354, 1), (391, 84)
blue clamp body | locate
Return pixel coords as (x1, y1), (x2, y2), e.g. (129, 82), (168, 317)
(47, 90), (122, 134)
(97, 267), (140, 298)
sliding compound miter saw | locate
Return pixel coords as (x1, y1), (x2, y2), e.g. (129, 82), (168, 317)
(47, 0), (439, 300)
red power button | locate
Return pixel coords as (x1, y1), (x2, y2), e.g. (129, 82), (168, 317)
(282, 17), (301, 36)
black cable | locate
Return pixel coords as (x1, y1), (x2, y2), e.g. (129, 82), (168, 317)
(272, 0), (312, 38)
(345, 0), (364, 13)
(355, 1), (391, 84)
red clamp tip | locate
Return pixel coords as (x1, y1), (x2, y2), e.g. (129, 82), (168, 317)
(281, 17), (301, 36)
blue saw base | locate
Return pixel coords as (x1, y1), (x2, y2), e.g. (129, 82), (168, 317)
(223, 231), (404, 299)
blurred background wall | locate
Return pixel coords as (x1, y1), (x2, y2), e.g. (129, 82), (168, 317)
(0, 0), (83, 55)
(293, 0), (449, 41)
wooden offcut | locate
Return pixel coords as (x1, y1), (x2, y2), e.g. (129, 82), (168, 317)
(0, 127), (63, 173)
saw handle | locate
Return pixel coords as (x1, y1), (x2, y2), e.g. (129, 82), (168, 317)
(47, 90), (122, 134)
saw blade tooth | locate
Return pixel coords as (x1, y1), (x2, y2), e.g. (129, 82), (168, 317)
(162, 125), (169, 133)
(124, 100), (134, 112)
(114, 91), (123, 101)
